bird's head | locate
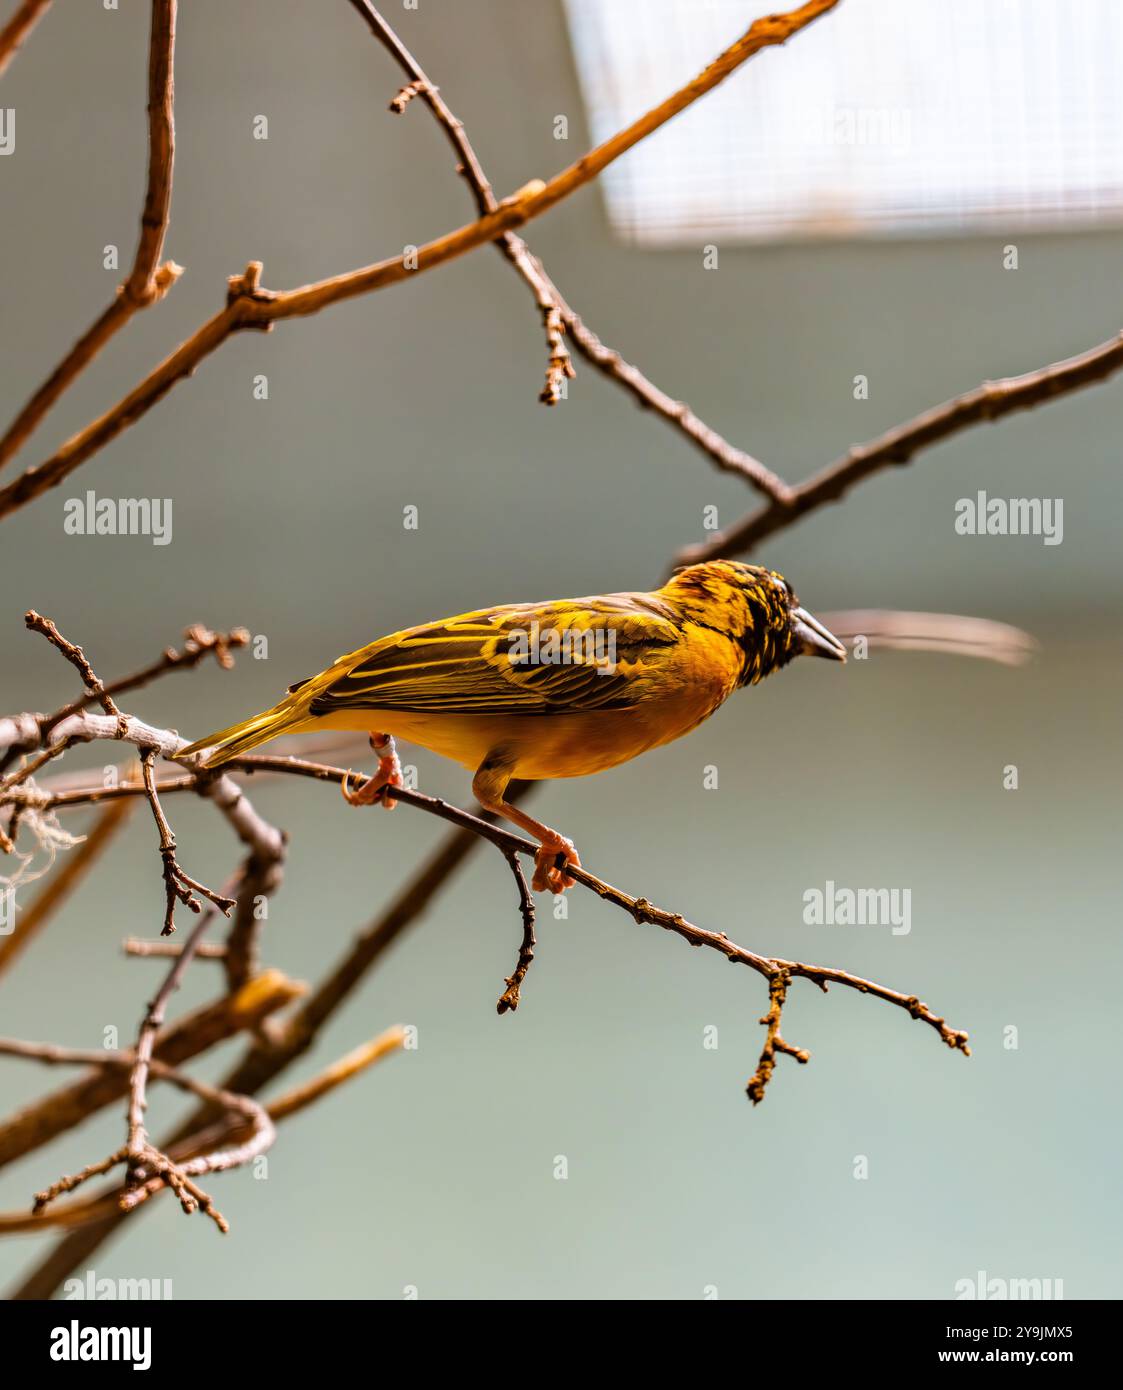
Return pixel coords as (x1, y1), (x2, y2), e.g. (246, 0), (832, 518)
(662, 560), (846, 684)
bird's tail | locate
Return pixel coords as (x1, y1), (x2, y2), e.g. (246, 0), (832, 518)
(176, 698), (305, 768)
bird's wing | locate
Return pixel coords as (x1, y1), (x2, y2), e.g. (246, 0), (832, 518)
(301, 595), (681, 717)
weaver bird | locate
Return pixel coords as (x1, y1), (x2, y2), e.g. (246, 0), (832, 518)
(177, 561), (845, 892)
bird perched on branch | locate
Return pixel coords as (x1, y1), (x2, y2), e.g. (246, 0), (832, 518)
(177, 561), (845, 893)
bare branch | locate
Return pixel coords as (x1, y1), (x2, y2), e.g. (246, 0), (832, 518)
(0, 968), (304, 1169)
(746, 972), (810, 1104)
(567, 851), (971, 1060)
(265, 1027), (407, 1122)
(0, 1044), (274, 1234)
(24, 609), (122, 717)
(0, 1029), (400, 1236)
(0, 1), (179, 470)
(496, 851), (536, 1015)
(348, 0), (789, 488)
(0, 623), (249, 777)
(140, 751), (235, 936)
(123, 872), (238, 1183)
(676, 330), (1123, 566)
(549, 279), (794, 494)
(0, 0), (52, 80)
(43, 623), (248, 734)
(1, 709), (278, 892)
(125, 0), (177, 305)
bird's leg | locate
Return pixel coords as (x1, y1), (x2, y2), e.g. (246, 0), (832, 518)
(472, 761), (581, 894)
(341, 732), (403, 810)
(509, 807), (582, 894)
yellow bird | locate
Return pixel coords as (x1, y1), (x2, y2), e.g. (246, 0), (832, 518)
(177, 561), (845, 892)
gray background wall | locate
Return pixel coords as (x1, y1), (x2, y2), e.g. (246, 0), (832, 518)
(0, 0), (1119, 1299)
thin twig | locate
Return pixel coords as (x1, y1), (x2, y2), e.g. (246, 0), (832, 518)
(348, 0), (787, 487)
(496, 851), (536, 1014)
(266, 1027), (407, 1122)
(1, 1042), (274, 1233)
(0, 622), (249, 778)
(676, 330), (1123, 566)
(0, 726), (364, 801)
(122, 873), (240, 1182)
(746, 972), (810, 1104)
(40, 624), (248, 744)
(0, 0), (52, 80)
(30, 1149), (127, 1214)
(0, 0), (179, 470)
(550, 279), (793, 493)
(125, 0), (177, 305)
(0, 1029), (401, 1235)
(0, 968), (304, 1169)
(388, 77), (427, 113)
(3, 612), (267, 942)
(24, 610), (121, 717)
(140, 748), (234, 936)
(0, 712), (282, 868)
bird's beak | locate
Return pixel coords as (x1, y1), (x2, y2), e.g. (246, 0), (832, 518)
(792, 607), (847, 662)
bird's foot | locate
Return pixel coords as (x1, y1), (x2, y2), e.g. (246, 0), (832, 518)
(532, 832), (581, 894)
(341, 733), (403, 810)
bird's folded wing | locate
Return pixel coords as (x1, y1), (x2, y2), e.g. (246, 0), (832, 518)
(303, 596), (681, 717)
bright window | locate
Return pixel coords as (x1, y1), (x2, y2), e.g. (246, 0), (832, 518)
(563, 0), (1123, 244)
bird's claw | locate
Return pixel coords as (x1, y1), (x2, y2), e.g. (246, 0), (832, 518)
(532, 835), (580, 894)
(340, 735), (403, 809)
(341, 768), (378, 806)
